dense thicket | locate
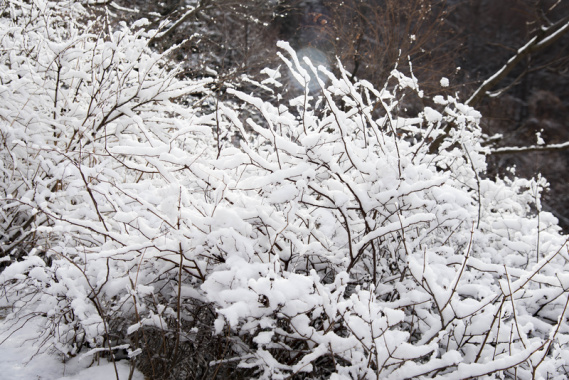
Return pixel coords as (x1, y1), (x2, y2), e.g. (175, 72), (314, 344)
(2, 1), (569, 379)
(107, 0), (569, 228)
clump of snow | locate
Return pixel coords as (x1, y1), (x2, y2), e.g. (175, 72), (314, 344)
(424, 106), (443, 123)
(536, 130), (545, 145)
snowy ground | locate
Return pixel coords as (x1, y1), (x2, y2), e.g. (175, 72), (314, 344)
(0, 313), (144, 380)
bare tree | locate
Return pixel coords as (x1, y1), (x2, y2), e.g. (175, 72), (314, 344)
(466, 13), (569, 107)
(425, 1), (569, 153)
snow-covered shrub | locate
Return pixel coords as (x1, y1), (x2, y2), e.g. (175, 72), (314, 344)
(2, 1), (569, 379)
(0, 1), (217, 377)
(202, 43), (569, 379)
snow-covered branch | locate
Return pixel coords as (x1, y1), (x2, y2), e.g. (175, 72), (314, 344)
(490, 141), (569, 154)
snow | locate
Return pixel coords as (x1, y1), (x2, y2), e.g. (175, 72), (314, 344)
(433, 95), (448, 105)
(424, 106), (443, 123)
(0, 316), (144, 380)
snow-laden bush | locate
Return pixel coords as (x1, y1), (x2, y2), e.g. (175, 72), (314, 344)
(2, 1), (569, 379)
